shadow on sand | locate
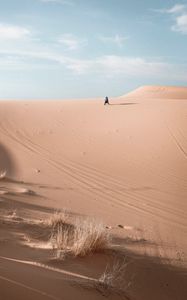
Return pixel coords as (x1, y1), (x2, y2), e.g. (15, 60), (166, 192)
(109, 103), (137, 106)
(0, 143), (17, 176)
(0, 194), (187, 300)
(1, 207), (187, 300)
(0, 144), (186, 300)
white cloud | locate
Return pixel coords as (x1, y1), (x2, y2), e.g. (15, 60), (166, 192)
(80, 56), (170, 77)
(58, 34), (87, 50)
(0, 24), (30, 40)
(55, 54), (187, 81)
(99, 34), (128, 47)
(157, 4), (187, 34)
(40, 0), (74, 5)
(0, 28), (186, 82)
(166, 4), (186, 14)
(172, 13), (187, 34)
(153, 4), (186, 14)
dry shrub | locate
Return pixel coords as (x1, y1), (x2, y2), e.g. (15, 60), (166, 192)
(95, 258), (132, 297)
(49, 213), (110, 258)
(72, 218), (110, 257)
(50, 221), (75, 259)
(46, 210), (68, 228)
(7, 210), (17, 219)
(0, 170), (6, 179)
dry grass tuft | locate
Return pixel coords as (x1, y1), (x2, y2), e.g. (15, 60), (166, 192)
(50, 223), (74, 258)
(48, 211), (74, 258)
(0, 170), (7, 179)
(49, 213), (110, 258)
(72, 218), (110, 257)
(46, 210), (68, 229)
(7, 210), (17, 219)
(95, 258), (132, 297)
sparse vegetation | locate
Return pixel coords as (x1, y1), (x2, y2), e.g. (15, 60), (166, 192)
(0, 170), (6, 179)
(8, 210), (17, 219)
(72, 218), (110, 257)
(95, 258), (132, 298)
(46, 210), (68, 228)
(49, 212), (110, 258)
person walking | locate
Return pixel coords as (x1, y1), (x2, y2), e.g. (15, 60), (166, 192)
(104, 96), (109, 105)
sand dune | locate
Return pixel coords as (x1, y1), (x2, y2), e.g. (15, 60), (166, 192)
(0, 86), (187, 300)
(121, 85), (187, 99)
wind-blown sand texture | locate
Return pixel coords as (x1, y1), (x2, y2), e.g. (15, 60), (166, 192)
(0, 86), (187, 300)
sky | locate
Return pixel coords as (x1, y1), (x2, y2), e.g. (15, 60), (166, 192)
(0, 0), (187, 99)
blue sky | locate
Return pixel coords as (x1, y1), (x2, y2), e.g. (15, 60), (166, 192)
(0, 0), (187, 99)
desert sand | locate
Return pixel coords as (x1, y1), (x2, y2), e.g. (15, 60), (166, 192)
(0, 85), (187, 300)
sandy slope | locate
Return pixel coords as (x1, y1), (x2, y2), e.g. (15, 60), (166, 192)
(122, 85), (187, 99)
(0, 86), (187, 300)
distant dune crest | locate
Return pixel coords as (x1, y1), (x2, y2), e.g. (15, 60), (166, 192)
(121, 85), (187, 99)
